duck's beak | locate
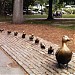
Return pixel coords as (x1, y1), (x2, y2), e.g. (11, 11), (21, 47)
(67, 39), (70, 41)
(67, 38), (71, 41)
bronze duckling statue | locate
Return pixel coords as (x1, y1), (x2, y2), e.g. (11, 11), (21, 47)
(40, 42), (45, 49)
(7, 30), (11, 34)
(55, 35), (72, 68)
(48, 46), (54, 54)
(35, 38), (39, 44)
(22, 31), (26, 38)
(29, 34), (34, 41)
(14, 31), (18, 36)
(0, 29), (4, 32)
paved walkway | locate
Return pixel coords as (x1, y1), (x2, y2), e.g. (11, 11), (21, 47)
(0, 47), (26, 75)
(0, 31), (75, 75)
(25, 18), (75, 20)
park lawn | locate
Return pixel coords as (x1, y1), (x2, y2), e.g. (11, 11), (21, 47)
(1, 14), (75, 21)
(24, 14), (75, 18)
(24, 14), (48, 18)
(62, 14), (75, 18)
(24, 20), (75, 30)
(0, 15), (12, 22)
(0, 14), (75, 30)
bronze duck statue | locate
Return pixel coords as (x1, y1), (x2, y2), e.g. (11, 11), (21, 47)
(7, 30), (11, 34)
(55, 35), (72, 68)
(22, 31), (26, 38)
(0, 29), (4, 32)
(14, 31), (18, 36)
(35, 38), (39, 44)
(48, 46), (54, 54)
(40, 42), (45, 49)
(29, 34), (34, 41)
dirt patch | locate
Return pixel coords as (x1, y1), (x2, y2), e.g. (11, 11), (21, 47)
(0, 22), (74, 52)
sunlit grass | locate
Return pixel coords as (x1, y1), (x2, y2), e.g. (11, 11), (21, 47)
(24, 14), (48, 18)
(24, 14), (75, 18)
(62, 14), (75, 18)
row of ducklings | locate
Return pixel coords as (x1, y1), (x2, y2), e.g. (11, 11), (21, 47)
(7, 30), (73, 68)
(7, 30), (54, 54)
(1, 29), (73, 68)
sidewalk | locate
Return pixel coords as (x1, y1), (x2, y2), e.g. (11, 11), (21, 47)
(25, 18), (75, 20)
(0, 41), (27, 75)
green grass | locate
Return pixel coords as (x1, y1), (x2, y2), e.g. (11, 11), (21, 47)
(0, 15), (12, 22)
(62, 14), (75, 18)
(24, 19), (75, 30)
(24, 14), (75, 18)
(24, 20), (52, 24)
(1, 14), (75, 22)
(24, 14), (48, 18)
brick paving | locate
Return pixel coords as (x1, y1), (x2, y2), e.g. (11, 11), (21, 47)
(0, 31), (75, 75)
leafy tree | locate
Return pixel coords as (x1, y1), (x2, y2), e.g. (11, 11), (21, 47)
(35, 0), (48, 4)
(59, 0), (75, 5)
(35, 0), (53, 19)
(0, 0), (6, 15)
(0, 0), (13, 15)
(35, 0), (48, 15)
(23, 0), (35, 14)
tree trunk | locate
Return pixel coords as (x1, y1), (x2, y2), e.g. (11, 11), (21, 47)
(0, 1), (1, 15)
(12, 0), (14, 13)
(26, 6), (28, 14)
(47, 0), (53, 20)
(13, 0), (24, 24)
(41, 5), (43, 15)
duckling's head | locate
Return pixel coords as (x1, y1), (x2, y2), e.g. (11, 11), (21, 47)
(62, 35), (70, 43)
(23, 31), (24, 33)
(32, 34), (34, 36)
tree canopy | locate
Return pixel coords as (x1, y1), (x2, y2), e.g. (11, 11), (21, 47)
(0, 0), (75, 23)
(0, 0), (13, 15)
(23, 0), (35, 9)
(59, 0), (75, 4)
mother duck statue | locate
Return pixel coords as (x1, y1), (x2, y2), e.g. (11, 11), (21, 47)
(55, 35), (72, 68)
